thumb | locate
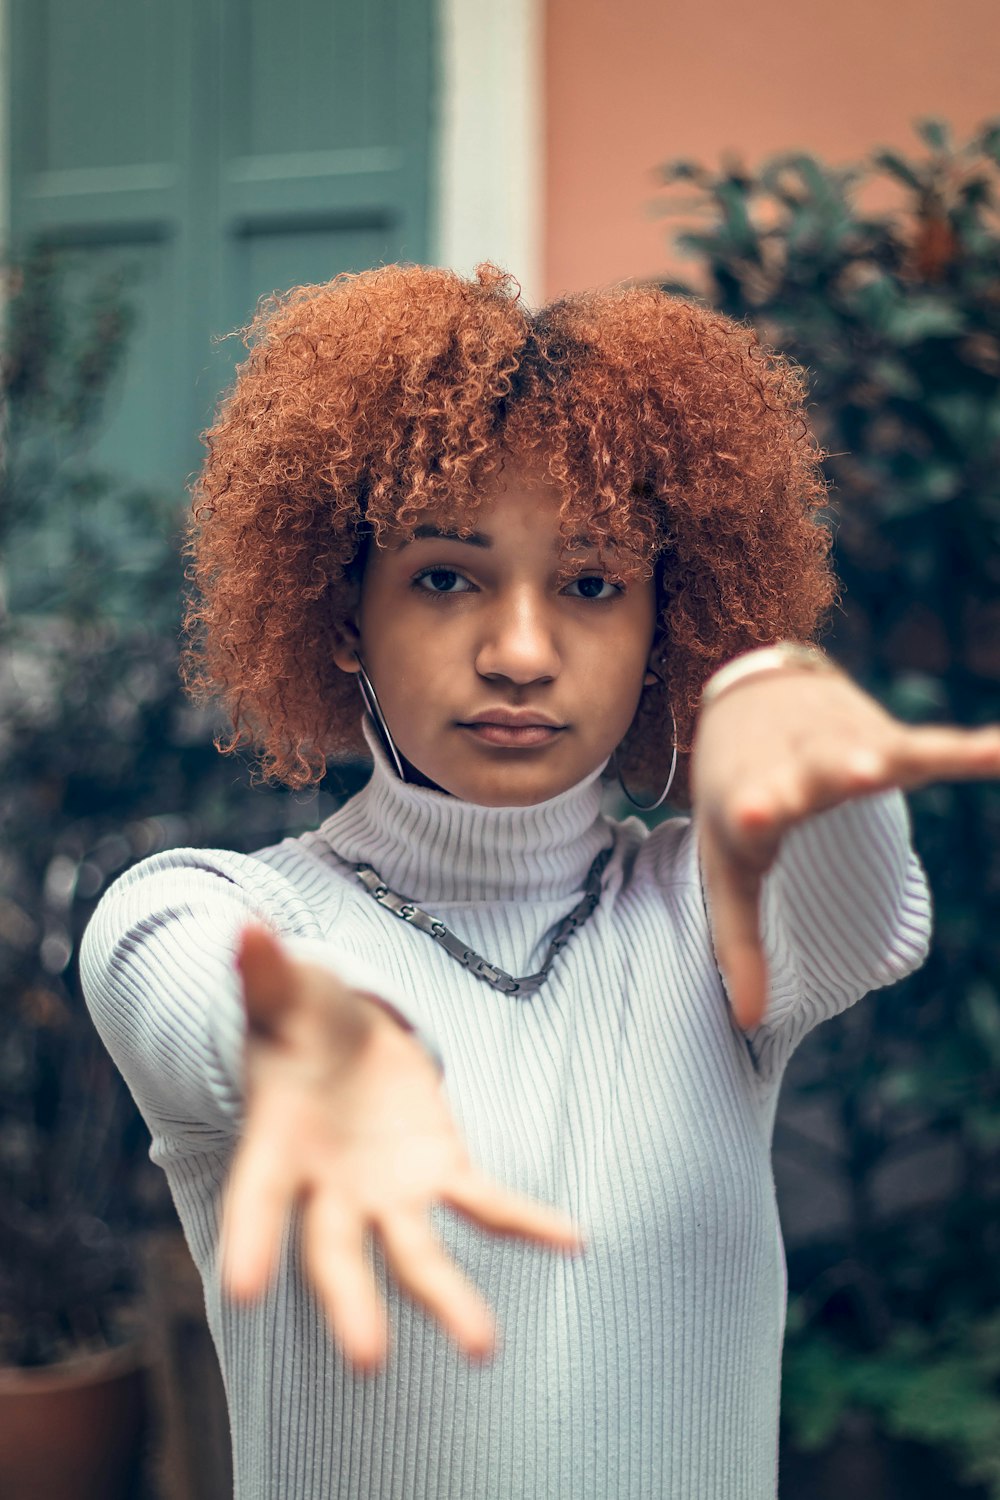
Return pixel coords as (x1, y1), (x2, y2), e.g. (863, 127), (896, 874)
(237, 925), (298, 1035)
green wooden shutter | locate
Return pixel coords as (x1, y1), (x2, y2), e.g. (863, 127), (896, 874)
(10, 0), (437, 495)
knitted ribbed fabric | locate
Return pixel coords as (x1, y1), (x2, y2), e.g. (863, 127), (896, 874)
(81, 724), (932, 1499)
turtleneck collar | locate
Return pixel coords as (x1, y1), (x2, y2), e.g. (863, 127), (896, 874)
(317, 718), (613, 903)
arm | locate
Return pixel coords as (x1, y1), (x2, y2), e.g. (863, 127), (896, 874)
(81, 848), (582, 1369)
(699, 787), (931, 1079)
(692, 651), (999, 1066)
(79, 846), (442, 1142)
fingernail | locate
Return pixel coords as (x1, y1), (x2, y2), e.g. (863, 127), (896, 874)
(221, 1262), (249, 1300)
(472, 1324), (500, 1361)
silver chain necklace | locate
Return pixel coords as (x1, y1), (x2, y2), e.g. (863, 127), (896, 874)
(352, 846), (612, 996)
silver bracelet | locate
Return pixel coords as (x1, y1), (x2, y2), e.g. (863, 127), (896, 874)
(700, 641), (836, 711)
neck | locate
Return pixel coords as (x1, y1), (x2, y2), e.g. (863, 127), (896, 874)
(318, 717), (613, 903)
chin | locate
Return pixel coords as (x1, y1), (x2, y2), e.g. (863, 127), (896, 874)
(447, 761), (590, 808)
(472, 783), (561, 809)
(403, 734), (607, 807)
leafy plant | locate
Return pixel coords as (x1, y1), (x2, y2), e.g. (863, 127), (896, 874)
(654, 119), (1000, 1493)
(0, 247), (349, 1366)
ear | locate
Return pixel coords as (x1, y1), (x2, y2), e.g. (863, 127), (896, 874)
(331, 615), (362, 675)
(643, 653), (665, 689)
(643, 618), (666, 689)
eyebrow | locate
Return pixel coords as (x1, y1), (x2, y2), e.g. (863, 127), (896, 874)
(401, 528), (614, 552)
(401, 525), (492, 549)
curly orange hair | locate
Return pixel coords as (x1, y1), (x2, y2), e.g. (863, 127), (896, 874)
(183, 261), (836, 801)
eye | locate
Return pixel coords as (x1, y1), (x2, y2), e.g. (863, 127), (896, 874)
(564, 575), (622, 601)
(412, 567), (474, 595)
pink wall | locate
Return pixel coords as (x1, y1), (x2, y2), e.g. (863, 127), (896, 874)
(544, 0), (1000, 298)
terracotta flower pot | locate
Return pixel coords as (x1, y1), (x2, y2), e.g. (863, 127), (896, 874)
(0, 1340), (147, 1500)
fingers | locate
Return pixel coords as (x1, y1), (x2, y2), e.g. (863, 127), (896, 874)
(223, 1157), (585, 1371)
(220, 1131), (296, 1300)
(223, 1131), (390, 1371)
(304, 1198), (388, 1370)
(696, 750), (890, 1031)
(237, 925), (297, 1034)
(444, 1173), (585, 1251)
(694, 717), (1000, 1032)
(377, 1211), (496, 1359)
(699, 825), (769, 1031)
(376, 1175), (587, 1361)
(892, 724), (1000, 788)
(726, 723), (1000, 824)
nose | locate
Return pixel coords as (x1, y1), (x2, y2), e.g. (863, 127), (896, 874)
(474, 588), (561, 685)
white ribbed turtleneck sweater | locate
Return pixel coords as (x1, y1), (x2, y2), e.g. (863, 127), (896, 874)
(81, 724), (932, 1499)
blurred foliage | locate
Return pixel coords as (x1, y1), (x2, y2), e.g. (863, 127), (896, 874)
(0, 247), (350, 1366)
(656, 118), (1000, 1493)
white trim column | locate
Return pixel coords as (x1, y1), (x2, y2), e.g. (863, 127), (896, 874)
(0, 0), (9, 250)
(433, 0), (543, 308)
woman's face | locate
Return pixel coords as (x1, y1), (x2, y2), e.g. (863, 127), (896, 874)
(333, 453), (659, 806)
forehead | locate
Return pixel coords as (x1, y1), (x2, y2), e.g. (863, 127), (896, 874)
(392, 516), (599, 555)
(366, 447), (660, 580)
(400, 452), (561, 530)
(385, 452), (614, 548)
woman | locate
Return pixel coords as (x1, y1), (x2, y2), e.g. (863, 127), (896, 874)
(82, 262), (1000, 1499)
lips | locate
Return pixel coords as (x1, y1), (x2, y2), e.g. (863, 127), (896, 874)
(461, 723), (564, 747)
(461, 708), (565, 729)
(458, 710), (566, 749)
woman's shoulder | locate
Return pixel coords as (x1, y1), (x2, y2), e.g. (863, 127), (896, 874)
(93, 828), (354, 929)
(609, 808), (700, 895)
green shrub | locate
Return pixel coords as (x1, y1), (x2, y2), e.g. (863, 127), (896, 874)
(654, 119), (1000, 1493)
(0, 249), (340, 1365)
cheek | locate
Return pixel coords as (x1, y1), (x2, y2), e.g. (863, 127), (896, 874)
(604, 594), (657, 679)
(606, 663), (647, 725)
(356, 579), (413, 668)
(366, 620), (457, 715)
(600, 605), (657, 712)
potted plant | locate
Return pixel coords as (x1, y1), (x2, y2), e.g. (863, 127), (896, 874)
(0, 953), (151, 1497)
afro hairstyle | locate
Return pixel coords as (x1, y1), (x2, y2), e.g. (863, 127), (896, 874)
(183, 261), (836, 803)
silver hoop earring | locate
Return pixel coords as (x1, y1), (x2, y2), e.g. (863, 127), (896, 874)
(354, 654), (408, 783)
(613, 706), (678, 811)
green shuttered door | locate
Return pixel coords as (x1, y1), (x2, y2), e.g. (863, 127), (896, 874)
(10, 0), (437, 494)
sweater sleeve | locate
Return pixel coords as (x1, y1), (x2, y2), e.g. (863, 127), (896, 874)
(79, 847), (444, 1148)
(697, 788), (933, 1083)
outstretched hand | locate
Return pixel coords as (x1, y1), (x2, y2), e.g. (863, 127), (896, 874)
(692, 664), (1000, 1032)
(220, 927), (583, 1370)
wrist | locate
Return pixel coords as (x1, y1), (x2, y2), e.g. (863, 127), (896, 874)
(700, 642), (836, 712)
(355, 990), (417, 1039)
(355, 992), (444, 1074)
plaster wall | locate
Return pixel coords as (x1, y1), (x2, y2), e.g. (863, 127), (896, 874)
(545, 0), (1000, 297)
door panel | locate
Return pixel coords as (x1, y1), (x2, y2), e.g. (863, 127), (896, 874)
(10, 0), (436, 497)
(29, 0), (180, 173)
(53, 240), (186, 488)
